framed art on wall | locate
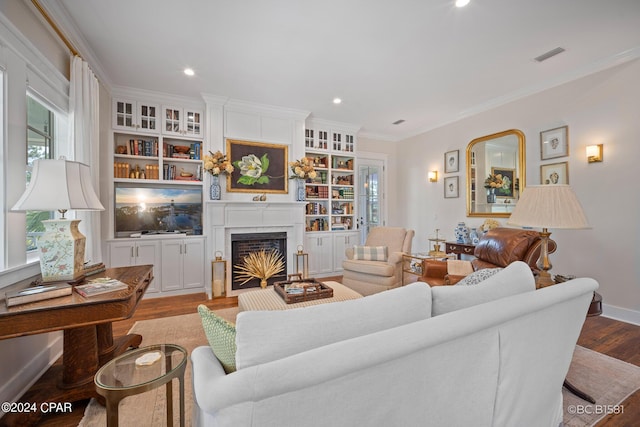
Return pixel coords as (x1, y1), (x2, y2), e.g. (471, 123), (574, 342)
(540, 162), (569, 185)
(226, 139), (288, 193)
(540, 126), (569, 160)
(444, 176), (459, 198)
(490, 167), (516, 198)
(444, 150), (459, 173)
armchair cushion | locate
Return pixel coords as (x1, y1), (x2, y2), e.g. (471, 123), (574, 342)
(353, 245), (388, 261)
(473, 228), (541, 268)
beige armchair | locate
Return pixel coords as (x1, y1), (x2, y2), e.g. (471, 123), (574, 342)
(342, 227), (415, 296)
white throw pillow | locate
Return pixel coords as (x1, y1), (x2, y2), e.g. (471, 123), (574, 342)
(455, 268), (503, 286)
(235, 282), (432, 370)
(431, 261), (535, 316)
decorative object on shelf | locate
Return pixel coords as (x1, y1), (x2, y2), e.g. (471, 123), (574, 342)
(478, 219), (500, 234)
(227, 139), (288, 193)
(469, 228), (480, 245)
(289, 157), (317, 201)
(293, 245), (309, 279)
(211, 251), (227, 298)
(444, 176), (459, 198)
(540, 162), (569, 185)
(428, 229), (447, 257)
(234, 249), (285, 288)
(11, 159), (105, 282)
(507, 184), (589, 288)
(203, 150), (234, 201)
(454, 222), (470, 244)
(444, 150), (459, 173)
(210, 175), (221, 200)
(540, 125), (569, 160)
(487, 188), (496, 203)
(586, 144), (603, 163)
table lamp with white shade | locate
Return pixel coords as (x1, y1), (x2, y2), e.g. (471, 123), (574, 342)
(12, 159), (104, 282)
(507, 184), (589, 288)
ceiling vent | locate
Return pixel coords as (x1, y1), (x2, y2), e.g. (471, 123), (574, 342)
(392, 119), (406, 125)
(534, 47), (566, 62)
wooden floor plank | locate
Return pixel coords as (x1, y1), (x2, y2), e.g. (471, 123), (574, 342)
(14, 290), (640, 427)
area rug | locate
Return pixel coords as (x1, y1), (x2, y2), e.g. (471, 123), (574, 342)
(79, 309), (640, 427)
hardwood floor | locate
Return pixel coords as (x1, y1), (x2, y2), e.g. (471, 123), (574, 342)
(9, 291), (640, 427)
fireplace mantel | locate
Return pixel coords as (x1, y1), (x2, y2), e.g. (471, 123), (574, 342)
(206, 201), (306, 297)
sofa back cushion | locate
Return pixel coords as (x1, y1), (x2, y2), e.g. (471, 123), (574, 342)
(235, 282), (432, 370)
(473, 228), (541, 268)
(431, 261), (535, 316)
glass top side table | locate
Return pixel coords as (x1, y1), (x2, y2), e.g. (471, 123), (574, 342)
(95, 343), (187, 427)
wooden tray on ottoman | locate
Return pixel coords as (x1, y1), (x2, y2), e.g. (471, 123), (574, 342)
(274, 279), (333, 304)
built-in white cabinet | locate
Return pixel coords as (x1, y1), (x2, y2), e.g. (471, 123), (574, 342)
(161, 105), (204, 138)
(107, 239), (161, 293)
(160, 238), (205, 292)
(332, 231), (360, 274)
(112, 98), (160, 134)
(305, 233), (334, 276)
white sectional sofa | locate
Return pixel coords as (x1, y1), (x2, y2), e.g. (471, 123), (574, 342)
(191, 261), (597, 427)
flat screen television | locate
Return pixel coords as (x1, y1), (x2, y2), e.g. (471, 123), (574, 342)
(114, 184), (203, 237)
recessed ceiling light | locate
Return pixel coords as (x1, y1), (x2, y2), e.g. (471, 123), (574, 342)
(455, 0), (470, 7)
(184, 68), (195, 76)
(333, 98), (342, 105)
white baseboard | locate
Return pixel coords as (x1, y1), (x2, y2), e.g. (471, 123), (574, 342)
(602, 303), (640, 326)
(0, 333), (63, 417)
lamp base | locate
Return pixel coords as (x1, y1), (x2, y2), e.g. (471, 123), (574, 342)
(535, 228), (554, 289)
(38, 219), (86, 282)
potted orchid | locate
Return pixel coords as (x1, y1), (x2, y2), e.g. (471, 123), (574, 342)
(203, 151), (234, 200)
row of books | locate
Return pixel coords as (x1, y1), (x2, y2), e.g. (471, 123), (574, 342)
(163, 164), (203, 181)
(306, 186), (330, 199)
(114, 163), (161, 179)
(163, 142), (202, 160)
(123, 138), (159, 157)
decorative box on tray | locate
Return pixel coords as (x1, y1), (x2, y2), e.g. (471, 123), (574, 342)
(274, 279), (333, 304)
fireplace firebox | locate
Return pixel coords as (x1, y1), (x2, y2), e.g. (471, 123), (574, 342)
(231, 232), (287, 290)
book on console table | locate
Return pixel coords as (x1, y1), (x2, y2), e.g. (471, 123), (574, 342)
(74, 277), (128, 298)
(5, 283), (72, 307)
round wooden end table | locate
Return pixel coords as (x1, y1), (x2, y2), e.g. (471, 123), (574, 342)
(94, 343), (187, 427)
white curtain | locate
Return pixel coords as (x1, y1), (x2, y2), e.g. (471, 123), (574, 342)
(70, 56), (102, 263)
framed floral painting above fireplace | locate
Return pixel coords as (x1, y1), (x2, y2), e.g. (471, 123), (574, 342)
(226, 139), (288, 193)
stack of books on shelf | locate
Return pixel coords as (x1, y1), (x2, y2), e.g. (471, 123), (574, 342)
(83, 262), (106, 277)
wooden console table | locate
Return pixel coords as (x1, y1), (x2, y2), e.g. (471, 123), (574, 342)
(0, 265), (153, 426)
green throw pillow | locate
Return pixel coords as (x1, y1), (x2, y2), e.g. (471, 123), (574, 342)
(197, 304), (237, 374)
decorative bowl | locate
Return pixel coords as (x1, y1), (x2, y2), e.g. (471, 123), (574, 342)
(173, 145), (191, 154)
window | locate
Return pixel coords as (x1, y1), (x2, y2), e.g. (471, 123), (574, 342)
(25, 95), (56, 252)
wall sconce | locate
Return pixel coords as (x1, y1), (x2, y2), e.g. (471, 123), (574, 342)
(586, 144), (603, 163)
(428, 171), (438, 183)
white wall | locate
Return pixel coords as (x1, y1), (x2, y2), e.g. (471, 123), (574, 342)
(395, 59), (640, 323)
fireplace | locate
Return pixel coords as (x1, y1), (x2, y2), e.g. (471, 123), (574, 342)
(231, 232), (287, 290)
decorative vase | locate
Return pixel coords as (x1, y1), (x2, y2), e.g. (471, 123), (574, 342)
(210, 175), (221, 200)
(296, 178), (306, 202)
(260, 279), (268, 289)
(487, 188), (496, 203)
(469, 228), (480, 245)
(454, 222), (469, 244)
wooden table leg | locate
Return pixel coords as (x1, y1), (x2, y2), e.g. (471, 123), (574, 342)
(97, 322), (142, 365)
(62, 326), (99, 388)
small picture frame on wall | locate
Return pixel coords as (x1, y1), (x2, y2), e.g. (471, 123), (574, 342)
(540, 126), (569, 160)
(444, 150), (459, 173)
(540, 162), (569, 185)
(444, 176), (459, 198)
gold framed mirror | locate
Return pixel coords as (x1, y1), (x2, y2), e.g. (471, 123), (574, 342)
(466, 129), (526, 217)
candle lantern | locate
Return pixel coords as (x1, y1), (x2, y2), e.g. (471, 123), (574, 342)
(211, 251), (227, 298)
(294, 245), (309, 279)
